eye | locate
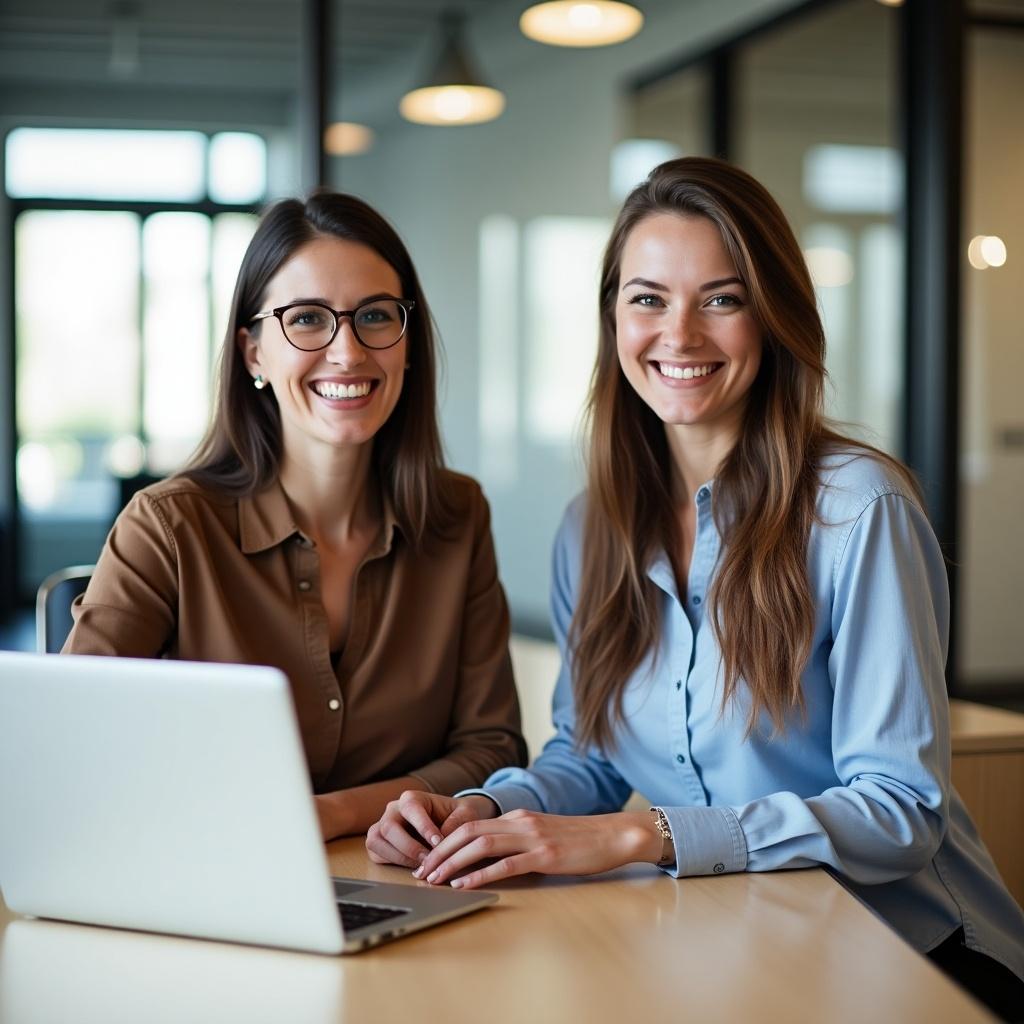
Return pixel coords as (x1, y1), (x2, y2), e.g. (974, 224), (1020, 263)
(285, 307), (330, 328)
(705, 293), (742, 309)
(627, 292), (665, 309)
(356, 305), (396, 326)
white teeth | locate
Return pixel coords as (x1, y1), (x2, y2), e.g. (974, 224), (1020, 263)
(314, 381), (372, 400)
(657, 363), (717, 380)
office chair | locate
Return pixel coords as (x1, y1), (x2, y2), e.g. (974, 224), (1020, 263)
(36, 565), (95, 654)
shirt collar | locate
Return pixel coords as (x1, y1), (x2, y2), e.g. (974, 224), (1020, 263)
(238, 477), (402, 555)
(644, 477), (717, 592)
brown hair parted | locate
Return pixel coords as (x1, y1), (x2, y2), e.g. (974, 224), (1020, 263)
(571, 156), (918, 751)
(182, 191), (452, 547)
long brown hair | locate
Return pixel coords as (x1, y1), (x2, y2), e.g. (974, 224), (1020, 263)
(572, 157), (917, 750)
(183, 191), (452, 546)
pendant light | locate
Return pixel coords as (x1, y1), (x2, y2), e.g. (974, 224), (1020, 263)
(400, 13), (506, 126)
(323, 122), (375, 156)
(519, 2), (644, 47)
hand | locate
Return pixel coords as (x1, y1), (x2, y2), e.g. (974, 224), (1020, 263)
(365, 791), (500, 869)
(412, 810), (662, 889)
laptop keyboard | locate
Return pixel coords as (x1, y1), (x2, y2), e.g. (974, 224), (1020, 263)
(337, 900), (407, 931)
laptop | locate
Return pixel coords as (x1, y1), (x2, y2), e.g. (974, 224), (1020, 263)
(0, 652), (496, 954)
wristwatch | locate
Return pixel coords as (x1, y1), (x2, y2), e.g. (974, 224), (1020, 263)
(651, 807), (675, 867)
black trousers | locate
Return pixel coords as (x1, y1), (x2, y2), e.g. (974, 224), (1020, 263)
(928, 928), (1024, 1023)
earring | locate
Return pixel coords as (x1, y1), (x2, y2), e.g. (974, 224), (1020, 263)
(253, 375), (267, 390)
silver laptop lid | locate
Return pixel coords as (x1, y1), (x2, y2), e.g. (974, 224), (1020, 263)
(0, 652), (345, 954)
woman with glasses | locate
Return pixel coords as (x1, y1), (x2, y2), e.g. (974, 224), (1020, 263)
(367, 159), (1024, 1020)
(65, 192), (527, 840)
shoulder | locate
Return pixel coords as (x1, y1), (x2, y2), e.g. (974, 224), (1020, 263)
(422, 471), (497, 553)
(438, 469), (485, 509)
(811, 447), (942, 584)
(120, 476), (238, 533)
(434, 470), (492, 531)
(814, 446), (920, 524)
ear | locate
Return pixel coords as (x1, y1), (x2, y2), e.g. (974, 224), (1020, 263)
(238, 326), (263, 381)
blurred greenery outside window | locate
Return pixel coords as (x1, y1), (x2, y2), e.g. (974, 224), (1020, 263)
(6, 128), (265, 591)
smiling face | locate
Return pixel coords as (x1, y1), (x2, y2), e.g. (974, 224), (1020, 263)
(239, 235), (408, 463)
(615, 212), (763, 444)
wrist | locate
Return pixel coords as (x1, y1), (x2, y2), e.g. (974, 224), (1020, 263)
(650, 807), (675, 868)
(331, 790), (358, 836)
(462, 794), (501, 819)
(621, 810), (666, 864)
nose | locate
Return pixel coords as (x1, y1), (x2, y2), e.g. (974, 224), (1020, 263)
(325, 317), (367, 367)
(661, 305), (702, 353)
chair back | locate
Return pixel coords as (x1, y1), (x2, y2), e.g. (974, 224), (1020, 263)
(36, 566), (95, 654)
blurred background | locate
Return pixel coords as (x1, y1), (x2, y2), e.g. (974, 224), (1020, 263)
(0, 0), (1021, 709)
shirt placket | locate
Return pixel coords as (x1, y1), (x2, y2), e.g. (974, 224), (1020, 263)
(673, 484), (717, 805)
(291, 533), (344, 782)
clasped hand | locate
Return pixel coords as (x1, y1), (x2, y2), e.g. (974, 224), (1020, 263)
(366, 790), (662, 890)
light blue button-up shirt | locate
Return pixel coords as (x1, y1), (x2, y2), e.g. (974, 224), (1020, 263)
(471, 452), (1024, 979)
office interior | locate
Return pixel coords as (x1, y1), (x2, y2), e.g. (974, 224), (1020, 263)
(2, 0), (1021, 708)
(0, 0), (1023, 1018)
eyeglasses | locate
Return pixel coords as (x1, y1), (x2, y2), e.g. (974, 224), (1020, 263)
(249, 298), (415, 351)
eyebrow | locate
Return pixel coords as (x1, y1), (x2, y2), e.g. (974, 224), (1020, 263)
(286, 292), (399, 307)
(620, 276), (745, 293)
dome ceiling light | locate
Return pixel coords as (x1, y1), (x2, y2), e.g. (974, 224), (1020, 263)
(519, 2), (644, 47)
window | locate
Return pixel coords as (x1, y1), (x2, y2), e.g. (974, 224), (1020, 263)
(7, 127), (265, 594)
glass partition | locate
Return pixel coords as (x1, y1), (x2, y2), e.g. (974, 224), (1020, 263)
(734, 0), (904, 453)
(959, 24), (1024, 697)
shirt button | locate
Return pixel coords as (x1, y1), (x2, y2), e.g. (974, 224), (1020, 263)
(328, 699), (340, 711)
(297, 580), (312, 592)
(698, 487), (709, 501)
(713, 863), (725, 874)
(676, 754), (686, 764)
(692, 595), (702, 606)
(675, 679), (682, 691)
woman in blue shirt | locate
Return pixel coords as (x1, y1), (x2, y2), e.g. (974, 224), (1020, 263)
(367, 158), (1024, 1018)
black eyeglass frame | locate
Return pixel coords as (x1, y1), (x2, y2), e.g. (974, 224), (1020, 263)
(249, 298), (416, 351)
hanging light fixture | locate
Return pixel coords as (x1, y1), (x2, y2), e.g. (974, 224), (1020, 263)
(400, 12), (506, 126)
(323, 122), (375, 156)
(519, 1), (643, 47)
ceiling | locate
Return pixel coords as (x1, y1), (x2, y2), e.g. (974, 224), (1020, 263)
(0, 0), (519, 101)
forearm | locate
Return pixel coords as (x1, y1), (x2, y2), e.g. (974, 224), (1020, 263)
(318, 776), (421, 840)
(471, 731), (634, 817)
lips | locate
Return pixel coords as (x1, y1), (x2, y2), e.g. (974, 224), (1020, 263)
(310, 379), (377, 400)
(655, 361), (724, 381)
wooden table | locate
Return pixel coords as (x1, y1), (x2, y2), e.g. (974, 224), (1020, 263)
(0, 838), (995, 1024)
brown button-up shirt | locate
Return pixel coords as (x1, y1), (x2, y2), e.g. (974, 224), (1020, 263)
(65, 471), (527, 795)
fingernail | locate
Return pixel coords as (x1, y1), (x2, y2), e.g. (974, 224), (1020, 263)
(450, 878), (463, 889)
(430, 835), (441, 847)
(412, 867), (423, 879)
(426, 870), (439, 884)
